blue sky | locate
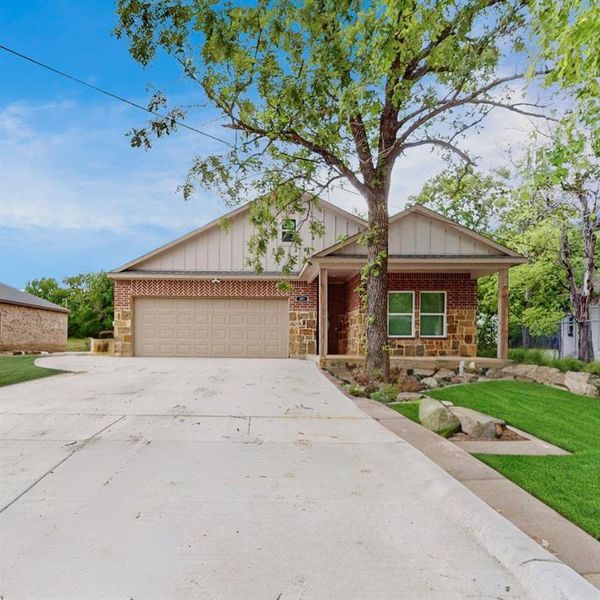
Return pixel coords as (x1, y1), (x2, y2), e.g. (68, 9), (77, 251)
(0, 1), (537, 289)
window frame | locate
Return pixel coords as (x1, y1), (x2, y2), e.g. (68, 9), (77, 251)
(387, 291), (415, 338)
(419, 291), (447, 338)
(281, 218), (297, 243)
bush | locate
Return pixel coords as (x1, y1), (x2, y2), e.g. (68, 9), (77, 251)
(347, 384), (368, 398)
(508, 347), (600, 376)
(369, 391), (391, 403)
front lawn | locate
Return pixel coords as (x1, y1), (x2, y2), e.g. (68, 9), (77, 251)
(0, 355), (64, 387)
(425, 381), (600, 540)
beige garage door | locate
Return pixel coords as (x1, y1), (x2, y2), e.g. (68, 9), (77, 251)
(133, 297), (289, 358)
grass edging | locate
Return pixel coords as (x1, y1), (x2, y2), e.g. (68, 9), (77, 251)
(391, 381), (600, 540)
(0, 355), (65, 387)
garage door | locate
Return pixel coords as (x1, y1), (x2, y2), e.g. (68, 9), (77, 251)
(133, 298), (289, 358)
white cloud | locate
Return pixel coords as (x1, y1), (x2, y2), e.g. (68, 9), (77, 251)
(0, 100), (228, 234)
(0, 88), (544, 238)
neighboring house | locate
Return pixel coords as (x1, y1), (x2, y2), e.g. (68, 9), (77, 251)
(0, 282), (69, 352)
(109, 200), (525, 360)
(559, 308), (600, 360)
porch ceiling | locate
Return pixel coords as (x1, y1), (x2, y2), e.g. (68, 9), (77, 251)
(303, 255), (527, 282)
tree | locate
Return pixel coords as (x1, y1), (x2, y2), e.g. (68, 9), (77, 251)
(26, 272), (114, 338)
(115, 0), (552, 375)
(25, 277), (68, 308)
(412, 166), (569, 354)
(518, 113), (600, 361)
(409, 164), (509, 231)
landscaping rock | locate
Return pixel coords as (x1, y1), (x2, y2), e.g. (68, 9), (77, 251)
(411, 368), (436, 378)
(449, 406), (506, 440)
(397, 375), (424, 393)
(419, 398), (460, 436)
(500, 364), (564, 387)
(433, 368), (455, 380)
(564, 371), (599, 397)
(450, 374), (477, 384)
(440, 400), (454, 407)
(395, 392), (424, 402)
(421, 376), (439, 389)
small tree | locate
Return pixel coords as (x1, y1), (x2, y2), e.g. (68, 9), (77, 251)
(115, 0), (552, 374)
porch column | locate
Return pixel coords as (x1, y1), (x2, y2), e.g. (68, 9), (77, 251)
(319, 267), (328, 359)
(497, 268), (509, 360)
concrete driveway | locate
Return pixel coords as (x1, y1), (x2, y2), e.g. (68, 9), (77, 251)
(0, 356), (590, 599)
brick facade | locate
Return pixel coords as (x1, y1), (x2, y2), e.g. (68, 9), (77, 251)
(113, 272), (477, 358)
(343, 273), (478, 357)
(0, 302), (68, 352)
(113, 278), (317, 357)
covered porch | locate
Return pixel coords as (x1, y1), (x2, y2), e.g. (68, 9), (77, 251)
(302, 258), (515, 365)
(296, 204), (525, 366)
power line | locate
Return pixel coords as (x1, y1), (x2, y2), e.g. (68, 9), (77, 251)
(0, 43), (232, 146)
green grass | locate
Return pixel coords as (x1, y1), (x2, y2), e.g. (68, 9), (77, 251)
(0, 355), (64, 387)
(427, 381), (600, 539)
(66, 337), (90, 352)
(392, 401), (420, 423)
(508, 347), (600, 376)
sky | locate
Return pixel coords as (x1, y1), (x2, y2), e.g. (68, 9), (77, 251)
(0, 1), (540, 289)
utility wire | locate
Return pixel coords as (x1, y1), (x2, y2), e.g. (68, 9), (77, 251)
(0, 43), (232, 146)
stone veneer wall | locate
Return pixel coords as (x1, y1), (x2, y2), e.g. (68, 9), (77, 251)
(344, 273), (477, 357)
(113, 278), (317, 357)
(0, 302), (68, 352)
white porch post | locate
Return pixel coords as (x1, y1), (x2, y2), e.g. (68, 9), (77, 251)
(319, 267), (328, 359)
(497, 268), (509, 360)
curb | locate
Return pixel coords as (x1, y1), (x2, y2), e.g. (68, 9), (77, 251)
(351, 396), (599, 599)
(425, 468), (598, 600)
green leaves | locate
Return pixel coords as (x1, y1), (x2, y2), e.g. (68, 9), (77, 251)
(26, 272), (114, 337)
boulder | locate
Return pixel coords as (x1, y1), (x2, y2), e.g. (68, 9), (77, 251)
(500, 364), (565, 387)
(421, 376), (439, 389)
(564, 371), (599, 397)
(433, 368), (456, 380)
(395, 392), (425, 402)
(449, 406), (506, 440)
(419, 398), (461, 436)
(411, 368), (436, 378)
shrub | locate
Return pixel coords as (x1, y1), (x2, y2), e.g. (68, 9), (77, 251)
(347, 384), (368, 398)
(369, 391), (391, 403)
(508, 347), (600, 376)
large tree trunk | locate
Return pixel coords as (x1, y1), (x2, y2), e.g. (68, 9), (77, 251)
(577, 316), (594, 362)
(365, 192), (390, 379)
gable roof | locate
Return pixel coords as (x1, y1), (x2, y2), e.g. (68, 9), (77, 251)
(312, 204), (523, 259)
(111, 197), (366, 274)
(0, 282), (69, 314)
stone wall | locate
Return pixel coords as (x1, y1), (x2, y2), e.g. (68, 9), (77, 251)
(343, 272), (478, 357)
(0, 302), (68, 352)
(113, 278), (318, 357)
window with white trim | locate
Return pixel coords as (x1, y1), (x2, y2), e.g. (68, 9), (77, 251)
(420, 291), (446, 337)
(388, 291), (414, 337)
(281, 218), (296, 242)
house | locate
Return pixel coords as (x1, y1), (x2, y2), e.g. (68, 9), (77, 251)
(559, 309), (600, 360)
(0, 282), (69, 352)
(109, 200), (525, 360)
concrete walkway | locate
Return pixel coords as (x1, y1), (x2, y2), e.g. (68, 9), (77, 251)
(0, 356), (595, 599)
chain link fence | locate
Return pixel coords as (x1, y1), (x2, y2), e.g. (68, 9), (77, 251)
(509, 317), (600, 360)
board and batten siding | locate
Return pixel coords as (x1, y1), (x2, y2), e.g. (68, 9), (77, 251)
(335, 213), (497, 256)
(135, 205), (363, 273)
